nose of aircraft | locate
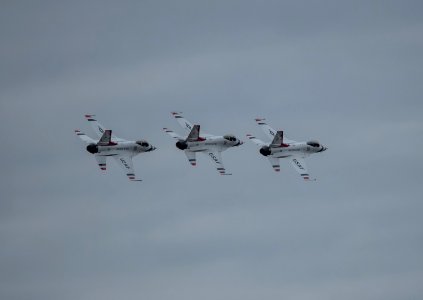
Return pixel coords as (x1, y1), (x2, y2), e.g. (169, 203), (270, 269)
(237, 140), (244, 146)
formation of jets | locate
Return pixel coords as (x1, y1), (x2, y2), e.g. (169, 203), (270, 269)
(75, 113), (327, 181)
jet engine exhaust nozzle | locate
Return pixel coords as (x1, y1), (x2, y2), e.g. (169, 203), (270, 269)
(86, 143), (99, 154)
(176, 141), (188, 150)
(259, 146), (271, 156)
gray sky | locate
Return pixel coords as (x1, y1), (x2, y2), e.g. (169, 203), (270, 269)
(1, 1), (423, 299)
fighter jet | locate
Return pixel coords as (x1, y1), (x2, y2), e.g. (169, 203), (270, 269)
(74, 115), (156, 181)
(246, 118), (327, 181)
(163, 112), (243, 175)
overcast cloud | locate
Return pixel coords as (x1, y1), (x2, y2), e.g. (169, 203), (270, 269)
(1, 1), (423, 299)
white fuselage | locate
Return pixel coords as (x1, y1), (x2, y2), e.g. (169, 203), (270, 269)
(269, 142), (326, 158)
(92, 141), (154, 157)
(185, 136), (241, 152)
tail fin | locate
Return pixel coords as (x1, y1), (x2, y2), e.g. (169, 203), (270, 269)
(270, 131), (289, 147)
(98, 130), (116, 146)
(187, 125), (203, 142)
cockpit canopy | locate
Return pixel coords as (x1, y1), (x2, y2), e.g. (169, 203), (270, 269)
(136, 140), (150, 147)
(307, 140), (320, 148)
(224, 134), (237, 142)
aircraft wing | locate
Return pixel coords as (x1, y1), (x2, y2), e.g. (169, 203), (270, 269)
(255, 118), (296, 143)
(85, 115), (126, 142)
(113, 156), (142, 181)
(246, 134), (266, 146)
(163, 127), (184, 140)
(75, 130), (96, 144)
(171, 112), (195, 133)
(95, 155), (107, 171)
(205, 150), (231, 175)
(171, 112), (213, 138)
(290, 156), (315, 181)
(184, 150), (197, 166)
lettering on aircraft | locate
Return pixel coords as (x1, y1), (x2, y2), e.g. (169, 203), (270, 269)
(269, 130), (275, 136)
(99, 127), (104, 133)
(120, 158), (131, 169)
(185, 123), (192, 130)
(209, 153), (219, 163)
(293, 159), (304, 170)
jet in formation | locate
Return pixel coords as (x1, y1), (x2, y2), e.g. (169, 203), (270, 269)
(75, 115), (156, 181)
(247, 118), (327, 181)
(163, 112), (243, 175)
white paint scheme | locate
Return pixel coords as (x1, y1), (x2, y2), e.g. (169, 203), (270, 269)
(163, 112), (243, 175)
(75, 115), (156, 182)
(247, 118), (327, 181)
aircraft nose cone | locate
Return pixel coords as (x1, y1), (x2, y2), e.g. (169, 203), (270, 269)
(237, 140), (244, 146)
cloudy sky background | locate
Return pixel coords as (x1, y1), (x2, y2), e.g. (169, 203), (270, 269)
(1, 1), (423, 299)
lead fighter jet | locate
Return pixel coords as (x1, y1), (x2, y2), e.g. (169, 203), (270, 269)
(163, 112), (243, 175)
(247, 118), (327, 181)
(74, 115), (156, 181)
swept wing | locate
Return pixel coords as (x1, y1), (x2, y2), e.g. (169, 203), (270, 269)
(113, 156), (142, 181)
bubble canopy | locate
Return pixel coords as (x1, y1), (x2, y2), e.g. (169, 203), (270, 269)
(223, 134), (237, 142)
(307, 140), (320, 147)
(136, 140), (150, 147)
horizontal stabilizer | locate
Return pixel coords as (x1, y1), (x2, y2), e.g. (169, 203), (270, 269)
(163, 127), (184, 140)
(267, 156), (280, 172)
(184, 150), (197, 166)
(246, 134), (266, 146)
(95, 155), (107, 171)
(75, 129), (95, 144)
